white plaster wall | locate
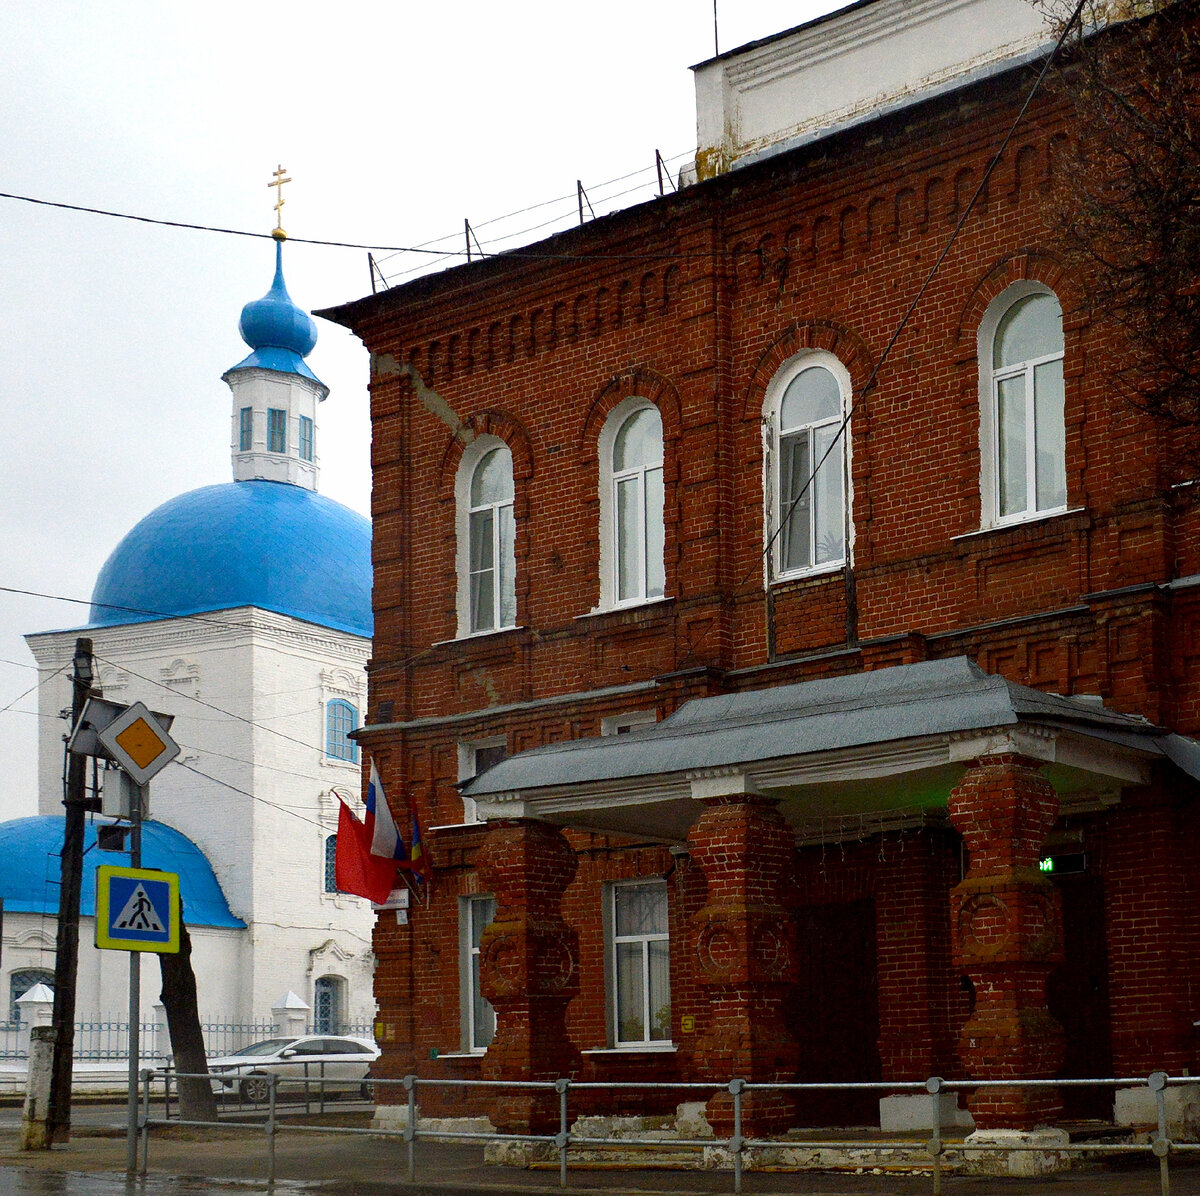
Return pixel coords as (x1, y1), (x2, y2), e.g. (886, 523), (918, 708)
(693, 0), (1054, 172)
(24, 607), (375, 1028)
(3, 913), (243, 1024)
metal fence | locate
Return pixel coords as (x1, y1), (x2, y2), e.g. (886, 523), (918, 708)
(0, 1017), (282, 1061)
(136, 1069), (1196, 1195)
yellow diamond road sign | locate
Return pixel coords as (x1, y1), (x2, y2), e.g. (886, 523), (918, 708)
(96, 701), (180, 786)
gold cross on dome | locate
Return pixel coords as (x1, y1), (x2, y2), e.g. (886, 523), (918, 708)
(268, 165), (291, 240)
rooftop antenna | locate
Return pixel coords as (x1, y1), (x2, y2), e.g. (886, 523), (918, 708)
(269, 164), (291, 241)
(713, 0), (719, 56)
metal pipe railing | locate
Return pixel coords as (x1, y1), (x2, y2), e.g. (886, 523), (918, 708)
(135, 1067), (1197, 1195)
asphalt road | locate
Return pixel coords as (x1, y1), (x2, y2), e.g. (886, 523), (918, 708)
(2, 1109), (1200, 1195)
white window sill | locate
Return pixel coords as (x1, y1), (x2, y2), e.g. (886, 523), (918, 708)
(581, 1044), (677, 1055)
(320, 756), (360, 770)
(953, 506), (1084, 541)
(770, 560), (845, 585)
(578, 596), (674, 621)
(432, 1051), (487, 1060)
(434, 625), (524, 647)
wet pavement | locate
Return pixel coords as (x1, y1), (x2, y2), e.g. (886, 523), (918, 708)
(2, 1111), (1200, 1195)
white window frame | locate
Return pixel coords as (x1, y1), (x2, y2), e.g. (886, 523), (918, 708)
(455, 736), (507, 825)
(600, 710), (658, 736)
(595, 397), (666, 611)
(459, 894), (497, 1053)
(607, 880), (672, 1048)
(763, 351), (852, 583)
(455, 436), (517, 637)
(977, 282), (1067, 529)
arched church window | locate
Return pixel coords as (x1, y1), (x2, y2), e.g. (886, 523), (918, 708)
(313, 975), (345, 1035)
(326, 700), (359, 763)
(9, 969), (54, 1023)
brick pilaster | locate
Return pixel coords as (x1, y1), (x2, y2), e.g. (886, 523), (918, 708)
(948, 753), (1065, 1128)
(687, 792), (799, 1136)
(476, 819), (580, 1132)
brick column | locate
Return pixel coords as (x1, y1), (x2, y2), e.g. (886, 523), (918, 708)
(476, 819), (580, 1132)
(688, 790), (799, 1136)
(948, 753), (1065, 1128)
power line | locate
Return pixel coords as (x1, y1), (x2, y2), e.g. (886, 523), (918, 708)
(0, 165), (731, 272)
(675, 0), (1091, 672)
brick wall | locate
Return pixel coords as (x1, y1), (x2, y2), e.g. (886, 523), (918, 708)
(335, 48), (1200, 1117)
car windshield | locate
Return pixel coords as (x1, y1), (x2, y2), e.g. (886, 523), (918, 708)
(229, 1039), (296, 1057)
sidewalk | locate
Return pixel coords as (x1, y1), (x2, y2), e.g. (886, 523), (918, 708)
(3, 1120), (1200, 1196)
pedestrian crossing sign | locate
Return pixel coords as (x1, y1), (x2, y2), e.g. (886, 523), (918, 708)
(95, 865), (180, 953)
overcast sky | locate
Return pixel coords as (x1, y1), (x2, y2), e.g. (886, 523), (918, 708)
(0, 1), (845, 821)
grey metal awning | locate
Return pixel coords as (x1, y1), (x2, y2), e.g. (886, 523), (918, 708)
(462, 657), (1198, 843)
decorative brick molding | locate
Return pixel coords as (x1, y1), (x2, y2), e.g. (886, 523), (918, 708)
(948, 753), (1065, 1128)
(687, 794), (799, 1135)
(476, 819), (580, 1131)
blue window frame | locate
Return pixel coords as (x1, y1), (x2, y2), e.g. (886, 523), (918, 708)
(268, 408), (287, 454)
(313, 975), (344, 1034)
(239, 407), (253, 451)
(299, 415), (314, 462)
(324, 834), (338, 893)
(326, 700), (359, 762)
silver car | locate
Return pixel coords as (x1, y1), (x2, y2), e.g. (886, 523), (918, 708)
(208, 1035), (379, 1102)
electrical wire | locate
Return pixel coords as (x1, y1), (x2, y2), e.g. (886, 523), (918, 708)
(0, 661), (69, 716)
(0, 156), (722, 272)
(674, 0), (1091, 671)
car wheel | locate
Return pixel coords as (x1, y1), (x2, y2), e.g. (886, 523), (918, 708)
(241, 1074), (271, 1103)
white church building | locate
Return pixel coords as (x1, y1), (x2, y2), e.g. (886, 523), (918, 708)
(3, 238), (376, 1036)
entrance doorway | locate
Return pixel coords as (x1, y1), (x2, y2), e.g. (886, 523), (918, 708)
(1046, 871), (1113, 1120)
(789, 898), (881, 1125)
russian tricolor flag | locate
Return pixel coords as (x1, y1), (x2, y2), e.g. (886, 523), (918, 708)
(366, 761), (410, 864)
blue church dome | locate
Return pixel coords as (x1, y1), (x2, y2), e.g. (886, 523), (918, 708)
(0, 816), (245, 928)
(89, 479), (373, 638)
(224, 241), (323, 385)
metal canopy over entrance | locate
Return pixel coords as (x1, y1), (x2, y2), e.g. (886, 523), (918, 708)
(464, 657), (1193, 842)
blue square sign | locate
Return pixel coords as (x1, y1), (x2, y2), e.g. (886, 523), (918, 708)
(95, 866), (180, 953)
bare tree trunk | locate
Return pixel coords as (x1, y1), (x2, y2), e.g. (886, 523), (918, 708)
(158, 913), (218, 1121)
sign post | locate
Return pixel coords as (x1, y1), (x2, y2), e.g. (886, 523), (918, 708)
(89, 700), (180, 1177)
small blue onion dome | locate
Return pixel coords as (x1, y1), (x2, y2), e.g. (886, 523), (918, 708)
(240, 240), (317, 356)
(224, 242), (324, 386)
(0, 816), (245, 927)
(89, 479), (372, 638)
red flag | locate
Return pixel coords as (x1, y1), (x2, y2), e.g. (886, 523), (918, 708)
(335, 799), (396, 904)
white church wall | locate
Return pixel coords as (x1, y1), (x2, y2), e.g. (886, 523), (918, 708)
(24, 605), (376, 1030)
(4, 912), (245, 1028)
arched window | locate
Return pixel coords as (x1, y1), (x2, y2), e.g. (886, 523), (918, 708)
(325, 700), (359, 763)
(457, 439), (516, 635)
(10, 969), (54, 1023)
(313, 975), (345, 1034)
(598, 400), (665, 607)
(323, 834), (338, 893)
(767, 355), (849, 578)
(981, 286), (1066, 524)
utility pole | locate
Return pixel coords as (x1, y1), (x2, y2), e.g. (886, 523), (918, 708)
(47, 637), (94, 1144)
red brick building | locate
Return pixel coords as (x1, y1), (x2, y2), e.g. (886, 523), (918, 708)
(322, 0), (1200, 1136)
